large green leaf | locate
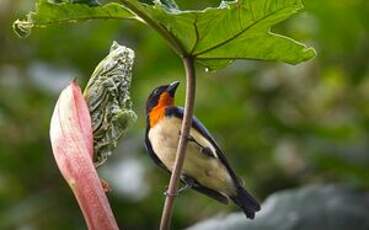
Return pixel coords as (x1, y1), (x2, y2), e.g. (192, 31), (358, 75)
(120, 0), (316, 69)
(13, 0), (137, 38)
(13, 0), (316, 70)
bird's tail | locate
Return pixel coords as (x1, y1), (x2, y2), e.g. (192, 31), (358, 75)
(230, 186), (261, 219)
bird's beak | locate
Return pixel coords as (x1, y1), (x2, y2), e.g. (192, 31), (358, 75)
(167, 81), (180, 97)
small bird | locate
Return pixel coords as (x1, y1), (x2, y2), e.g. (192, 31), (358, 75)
(145, 81), (261, 219)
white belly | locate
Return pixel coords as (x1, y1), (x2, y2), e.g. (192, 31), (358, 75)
(148, 116), (235, 195)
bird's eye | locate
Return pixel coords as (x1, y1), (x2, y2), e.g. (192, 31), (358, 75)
(153, 89), (160, 95)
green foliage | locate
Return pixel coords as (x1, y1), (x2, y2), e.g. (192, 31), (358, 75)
(13, 0), (315, 70)
(51, 0), (101, 6)
(140, 0), (316, 69)
(13, 1), (137, 38)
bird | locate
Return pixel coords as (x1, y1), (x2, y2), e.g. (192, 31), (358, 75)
(144, 81), (261, 219)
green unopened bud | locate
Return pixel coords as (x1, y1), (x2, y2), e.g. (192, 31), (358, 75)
(84, 41), (137, 167)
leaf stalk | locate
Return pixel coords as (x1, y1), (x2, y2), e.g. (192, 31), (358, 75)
(119, 0), (187, 56)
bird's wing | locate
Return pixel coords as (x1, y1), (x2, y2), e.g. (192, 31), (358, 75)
(165, 107), (242, 186)
(181, 174), (229, 204)
(187, 135), (218, 158)
(145, 112), (229, 204)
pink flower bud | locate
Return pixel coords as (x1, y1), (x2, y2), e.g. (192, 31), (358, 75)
(50, 81), (119, 230)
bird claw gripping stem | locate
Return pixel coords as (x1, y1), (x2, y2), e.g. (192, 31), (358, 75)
(84, 41), (137, 167)
(163, 183), (193, 197)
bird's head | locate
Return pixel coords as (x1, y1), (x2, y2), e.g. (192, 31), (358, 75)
(146, 81), (180, 114)
(146, 81), (180, 127)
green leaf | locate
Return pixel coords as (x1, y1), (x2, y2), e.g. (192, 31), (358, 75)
(154, 0), (179, 11)
(13, 0), (137, 38)
(14, 0), (316, 69)
(50, 0), (101, 6)
(119, 0), (316, 69)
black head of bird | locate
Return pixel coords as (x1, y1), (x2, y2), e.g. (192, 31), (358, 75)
(146, 81), (179, 127)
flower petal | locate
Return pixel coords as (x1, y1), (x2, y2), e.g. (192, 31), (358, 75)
(50, 81), (118, 230)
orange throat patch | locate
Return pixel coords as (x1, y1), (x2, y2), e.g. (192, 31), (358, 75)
(149, 92), (174, 127)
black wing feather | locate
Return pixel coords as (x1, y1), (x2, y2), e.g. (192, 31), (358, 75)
(181, 175), (229, 204)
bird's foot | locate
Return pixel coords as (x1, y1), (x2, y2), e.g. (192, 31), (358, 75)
(163, 183), (192, 197)
(177, 183), (192, 193)
(163, 190), (177, 197)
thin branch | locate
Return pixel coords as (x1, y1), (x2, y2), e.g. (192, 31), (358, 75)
(159, 56), (196, 230)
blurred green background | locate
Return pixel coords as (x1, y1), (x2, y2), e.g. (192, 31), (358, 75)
(1, 0), (369, 229)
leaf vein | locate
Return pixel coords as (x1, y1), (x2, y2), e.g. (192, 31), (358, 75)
(193, 6), (293, 57)
(189, 16), (200, 54)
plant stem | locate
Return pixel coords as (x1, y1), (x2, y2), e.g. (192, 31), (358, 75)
(119, 0), (186, 56)
(159, 56), (196, 230)
(119, 1), (195, 228)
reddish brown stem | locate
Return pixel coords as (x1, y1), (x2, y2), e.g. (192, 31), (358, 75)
(159, 56), (196, 230)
